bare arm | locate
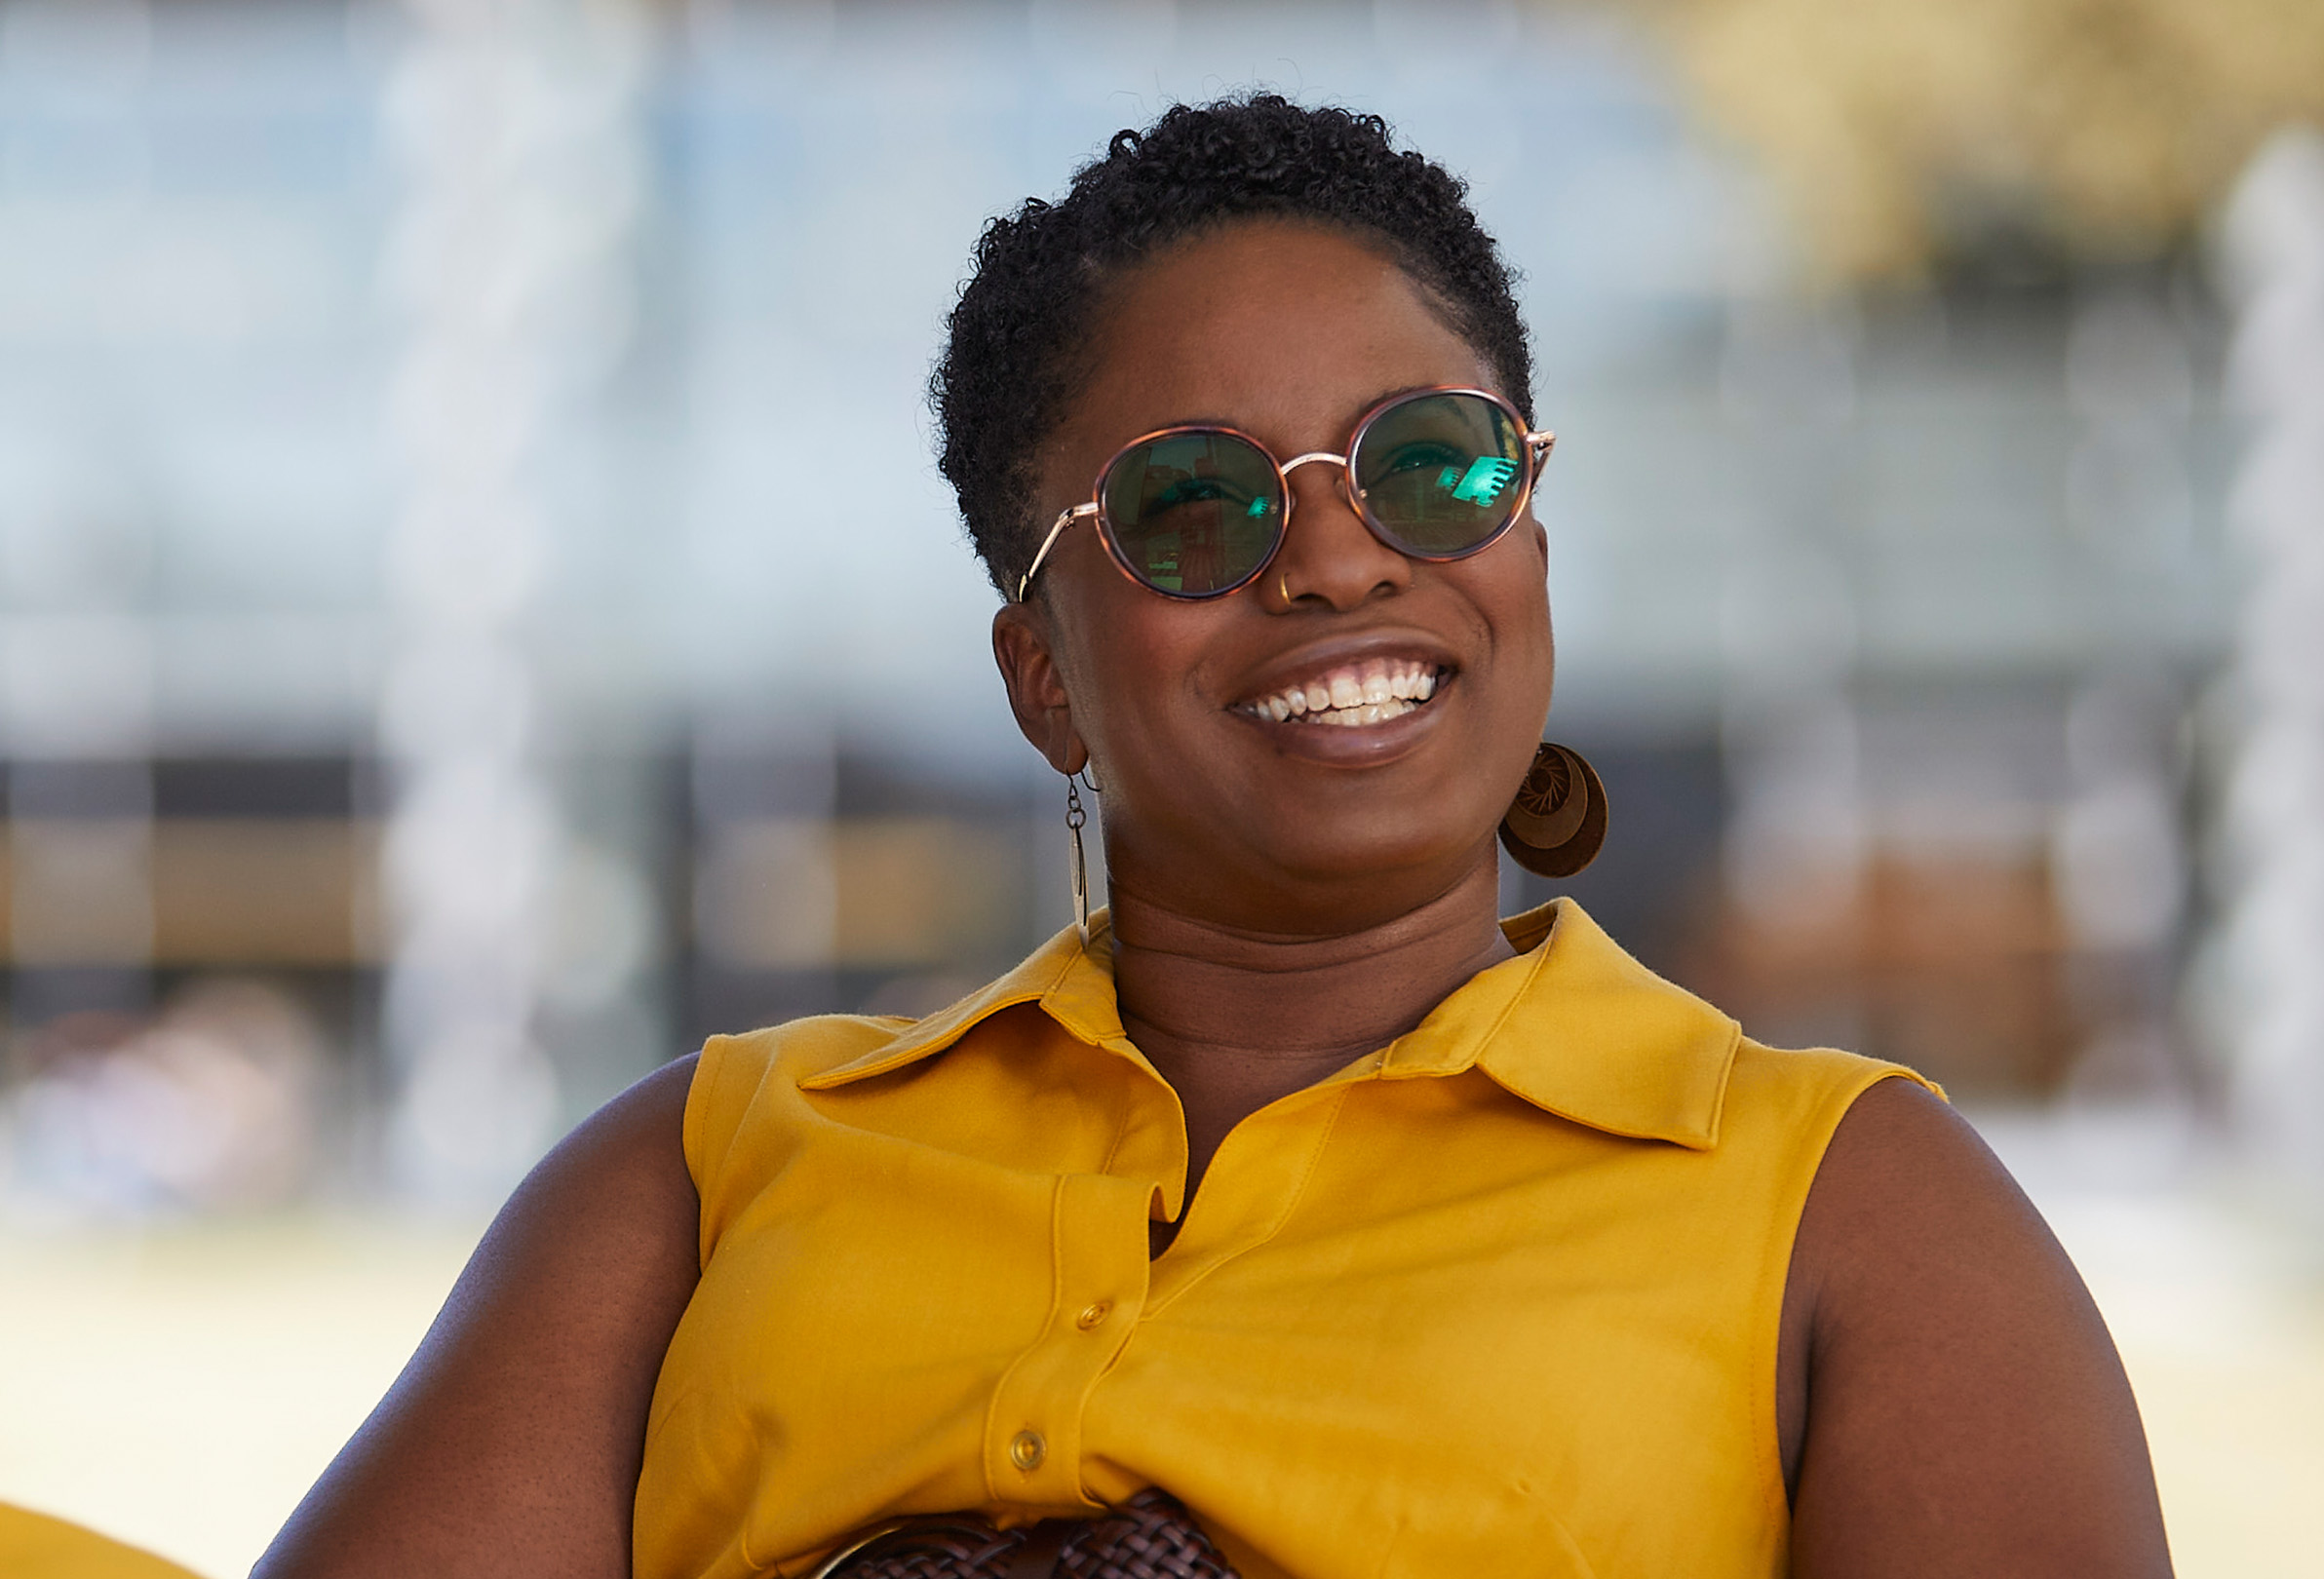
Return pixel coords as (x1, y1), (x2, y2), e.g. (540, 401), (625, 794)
(253, 1055), (702, 1579)
(1778, 1078), (2171, 1576)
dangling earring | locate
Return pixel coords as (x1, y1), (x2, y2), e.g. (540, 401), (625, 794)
(1065, 773), (1091, 933)
(1498, 742), (1608, 878)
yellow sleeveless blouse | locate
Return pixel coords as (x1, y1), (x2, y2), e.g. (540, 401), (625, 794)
(636, 900), (1936, 1579)
(0, 1504), (201, 1579)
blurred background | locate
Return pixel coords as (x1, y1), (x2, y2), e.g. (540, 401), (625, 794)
(0, 0), (2319, 1573)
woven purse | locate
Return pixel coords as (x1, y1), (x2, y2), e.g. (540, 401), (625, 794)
(809, 1487), (1239, 1579)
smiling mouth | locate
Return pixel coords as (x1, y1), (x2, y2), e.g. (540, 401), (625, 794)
(1233, 657), (1450, 729)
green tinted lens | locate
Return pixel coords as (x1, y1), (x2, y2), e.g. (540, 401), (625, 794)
(1352, 392), (1528, 556)
(1100, 431), (1283, 597)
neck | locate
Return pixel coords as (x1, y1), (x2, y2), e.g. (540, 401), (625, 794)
(1106, 855), (1515, 1217)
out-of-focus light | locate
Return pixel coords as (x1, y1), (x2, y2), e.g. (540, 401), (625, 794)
(377, 0), (649, 1202)
(2217, 126), (2324, 1190)
(2053, 780), (2185, 952)
(3, 981), (322, 1216)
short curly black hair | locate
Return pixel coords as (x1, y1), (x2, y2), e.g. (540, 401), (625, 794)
(932, 94), (1532, 599)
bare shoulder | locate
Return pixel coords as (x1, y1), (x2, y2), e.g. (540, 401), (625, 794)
(1787, 1077), (2172, 1577)
(254, 1054), (703, 1579)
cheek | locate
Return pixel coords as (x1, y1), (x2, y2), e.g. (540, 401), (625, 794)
(1049, 587), (1216, 761)
(1467, 544), (1555, 680)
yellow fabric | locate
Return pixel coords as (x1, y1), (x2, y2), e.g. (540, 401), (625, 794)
(0, 1505), (203, 1579)
(637, 899), (1939, 1579)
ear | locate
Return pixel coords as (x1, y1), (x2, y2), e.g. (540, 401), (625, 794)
(992, 599), (1090, 777)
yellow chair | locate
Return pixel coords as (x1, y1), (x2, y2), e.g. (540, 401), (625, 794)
(0, 1503), (203, 1579)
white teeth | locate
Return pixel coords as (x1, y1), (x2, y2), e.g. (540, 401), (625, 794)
(1242, 666), (1442, 725)
(1306, 698), (1416, 728)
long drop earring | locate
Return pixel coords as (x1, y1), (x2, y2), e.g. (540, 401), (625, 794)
(1065, 773), (1091, 934)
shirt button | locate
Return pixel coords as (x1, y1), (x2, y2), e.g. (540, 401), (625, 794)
(1009, 1430), (1046, 1472)
(1075, 1300), (1111, 1329)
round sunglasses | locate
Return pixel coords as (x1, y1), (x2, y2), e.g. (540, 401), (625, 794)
(1013, 386), (1555, 602)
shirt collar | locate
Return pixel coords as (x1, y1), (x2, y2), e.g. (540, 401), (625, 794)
(800, 899), (1739, 1150)
(797, 910), (1143, 1090)
(1375, 900), (1739, 1149)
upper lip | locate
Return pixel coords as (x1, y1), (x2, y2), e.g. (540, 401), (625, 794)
(1225, 630), (1461, 711)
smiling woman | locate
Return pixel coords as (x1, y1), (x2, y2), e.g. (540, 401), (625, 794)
(251, 97), (2173, 1579)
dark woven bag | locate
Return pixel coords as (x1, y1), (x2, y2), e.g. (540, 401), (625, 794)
(811, 1486), (1239, 1579)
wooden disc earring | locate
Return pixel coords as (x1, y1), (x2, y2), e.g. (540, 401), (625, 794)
(1498, 742), (1608, 878)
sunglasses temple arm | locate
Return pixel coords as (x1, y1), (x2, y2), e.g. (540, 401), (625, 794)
(1015, 504), (1097, 602)
(1528, 430), (1556, 463)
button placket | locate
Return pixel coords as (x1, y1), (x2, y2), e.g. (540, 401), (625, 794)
(982, 1171), (1151, 1506)
(1145, 1085), (1349, 1313)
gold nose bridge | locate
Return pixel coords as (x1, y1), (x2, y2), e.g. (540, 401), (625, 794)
(1279, 450), (1352, 512)
(1281, 450), (1347, 475)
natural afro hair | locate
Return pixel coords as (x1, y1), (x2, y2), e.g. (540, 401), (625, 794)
(932, 94), (1532, 598)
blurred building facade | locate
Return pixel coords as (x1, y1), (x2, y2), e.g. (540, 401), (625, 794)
(0, 0), (2305, 1208)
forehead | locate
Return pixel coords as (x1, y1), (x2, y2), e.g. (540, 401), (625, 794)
(1062, 220), (1494, 462)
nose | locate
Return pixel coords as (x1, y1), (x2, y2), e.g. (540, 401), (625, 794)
(1268, 455), (1410, 612)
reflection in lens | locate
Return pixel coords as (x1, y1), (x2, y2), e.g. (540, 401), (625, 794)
(1354, 393), (1526, 556)
(1102, 432), (1282, 596)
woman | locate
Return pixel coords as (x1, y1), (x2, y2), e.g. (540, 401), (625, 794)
(257, 98), (2171, 1579)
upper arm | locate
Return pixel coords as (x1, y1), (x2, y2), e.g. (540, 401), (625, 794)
(253, 1054), (703, 1579)
(1787, 1078), (2172, 1578)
